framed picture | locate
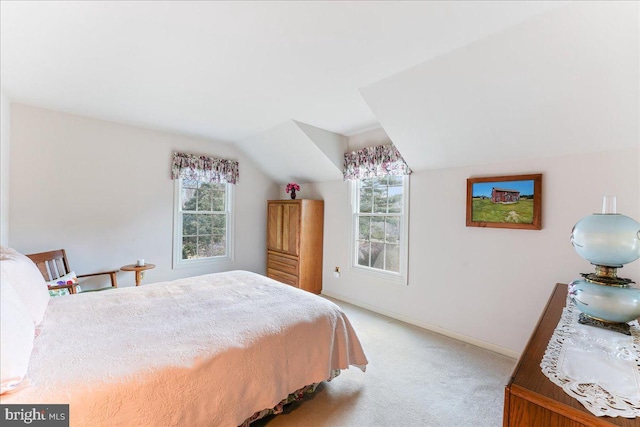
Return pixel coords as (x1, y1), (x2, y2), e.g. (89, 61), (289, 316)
(466, 174), (542, 230)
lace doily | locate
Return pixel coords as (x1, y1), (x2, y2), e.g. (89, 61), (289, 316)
(541, 294), (640, 418)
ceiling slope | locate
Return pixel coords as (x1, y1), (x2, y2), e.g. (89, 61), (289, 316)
(236, 120), (347, 185)
(361, 2), (639, 171)
(0, 1), (560, 141)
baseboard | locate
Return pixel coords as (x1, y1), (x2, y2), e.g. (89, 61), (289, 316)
(321, 290), (520, 360)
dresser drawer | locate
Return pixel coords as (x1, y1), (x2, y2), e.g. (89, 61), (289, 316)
(267, 252), (299, 276)
(267, 269), (299, 288)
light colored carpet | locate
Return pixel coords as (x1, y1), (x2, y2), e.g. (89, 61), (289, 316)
(254, 297), (517, 427)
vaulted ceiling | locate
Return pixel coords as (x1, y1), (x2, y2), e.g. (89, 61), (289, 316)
(362, 1), (639, 171)
(1, 2), (637, 183)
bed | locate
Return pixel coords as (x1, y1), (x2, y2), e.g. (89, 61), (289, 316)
(0, 247), (368, 426)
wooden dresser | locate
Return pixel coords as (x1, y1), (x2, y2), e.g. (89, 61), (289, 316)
(266, 199), (324, 294)
(504, 283), (639, 427)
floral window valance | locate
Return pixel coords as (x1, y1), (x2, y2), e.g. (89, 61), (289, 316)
(171, 152), (239, 184)
(343, 144), (412, 180)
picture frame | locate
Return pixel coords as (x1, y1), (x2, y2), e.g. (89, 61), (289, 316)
(466, 173), (542, 230)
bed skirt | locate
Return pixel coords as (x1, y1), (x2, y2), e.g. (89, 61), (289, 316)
(241, 369), (341, 426)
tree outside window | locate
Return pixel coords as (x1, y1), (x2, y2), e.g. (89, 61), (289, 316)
(355, 175), (406, 273)
(174, 178), (233, 267)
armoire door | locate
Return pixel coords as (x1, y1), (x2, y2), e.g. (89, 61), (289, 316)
(267, 202), (300, 256)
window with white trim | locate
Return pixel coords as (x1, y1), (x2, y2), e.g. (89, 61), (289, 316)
(352, 175), (409, 280)
(173, 178), (233, 268)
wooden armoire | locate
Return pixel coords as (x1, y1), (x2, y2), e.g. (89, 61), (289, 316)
(266, 199), (324, 294)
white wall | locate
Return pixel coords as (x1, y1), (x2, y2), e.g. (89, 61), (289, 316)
(304, 146), (639, 357)
(0, 91), (10, 246)
(9, 104), (278, 287)
(323, 1), (640, 357)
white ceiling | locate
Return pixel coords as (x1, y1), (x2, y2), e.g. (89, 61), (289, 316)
(3, 1), (636, 183)
(362, 1), (640, 171)
(1, 1), (560, 143)
(237, 120), (347, 185)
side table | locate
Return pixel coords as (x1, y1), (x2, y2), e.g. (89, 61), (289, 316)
(120, 263), (156, 286)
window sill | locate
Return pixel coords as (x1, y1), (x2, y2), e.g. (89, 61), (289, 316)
(350, 264), (408, 286)
(173, 255), (233, 270)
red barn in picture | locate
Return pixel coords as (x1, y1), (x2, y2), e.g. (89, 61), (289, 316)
(491, 188), (520, 203)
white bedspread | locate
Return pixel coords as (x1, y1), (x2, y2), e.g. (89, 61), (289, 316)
(2, 270), (368, 426)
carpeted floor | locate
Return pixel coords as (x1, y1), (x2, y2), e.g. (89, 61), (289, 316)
(254, 297), (517, 427)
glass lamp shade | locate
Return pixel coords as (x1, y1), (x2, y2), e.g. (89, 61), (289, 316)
(571, 213), (640, 267)
(570, 279), (640, 323)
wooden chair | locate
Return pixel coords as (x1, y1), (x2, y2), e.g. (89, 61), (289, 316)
(26, 249), (118, 294)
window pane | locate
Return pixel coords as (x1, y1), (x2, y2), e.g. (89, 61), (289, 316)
(182, 236), (197, 259)
(361, 178), (374, 188)
(211, 190), (225, 211)
(370, 217), (385, 241)
(370, 242), (385, 269)
(373, 179), (388, 213)
(197, 215), (212, 235)
(212, 235), (226, 256)
(182, 188), (197, 210)
(183, 214), (198, 236)
(357, 241), (370, 267)
(197, 239), (213, 258)
(388, 185), (403, 213)
(183, 178), (199, 189)
(359, 182), (373, 213)
(197, 187), (213, 211)
(385, 244), (400, 273)
(386, 217), (400, 243)
(387, 175), (403, 186)
(212, 214), (226, 234)
(358, 216), (370, 240)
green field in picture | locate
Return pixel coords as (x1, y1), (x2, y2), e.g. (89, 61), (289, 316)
(472, 198), (534, 223)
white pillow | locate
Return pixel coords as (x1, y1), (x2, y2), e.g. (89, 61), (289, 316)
(0, 245), (19, 259)
(0, 282), (35, 394)
(46, 271), (78, 297)
(0, 248), (50, 325)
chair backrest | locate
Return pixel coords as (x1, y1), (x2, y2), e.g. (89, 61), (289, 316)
(26, 249), (72, 282)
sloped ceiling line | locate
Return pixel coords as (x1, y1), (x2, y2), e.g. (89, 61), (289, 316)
(241, 3), (638, 182)
(237, 120), (347, 185)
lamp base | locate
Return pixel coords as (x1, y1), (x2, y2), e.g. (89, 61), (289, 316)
(578, 313), (631, 335)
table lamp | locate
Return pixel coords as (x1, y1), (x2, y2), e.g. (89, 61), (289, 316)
(569, 196), (640, 335)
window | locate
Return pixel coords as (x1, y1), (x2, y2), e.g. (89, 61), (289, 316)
(173, 178), (234, 268)
(352, 175), (409, 281)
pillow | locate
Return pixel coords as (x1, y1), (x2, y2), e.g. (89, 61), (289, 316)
(0, 248), (50, 325)
(46, 271), (79, 297)
(0, 282), (35, 394)
(0, 246), (19, 257)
